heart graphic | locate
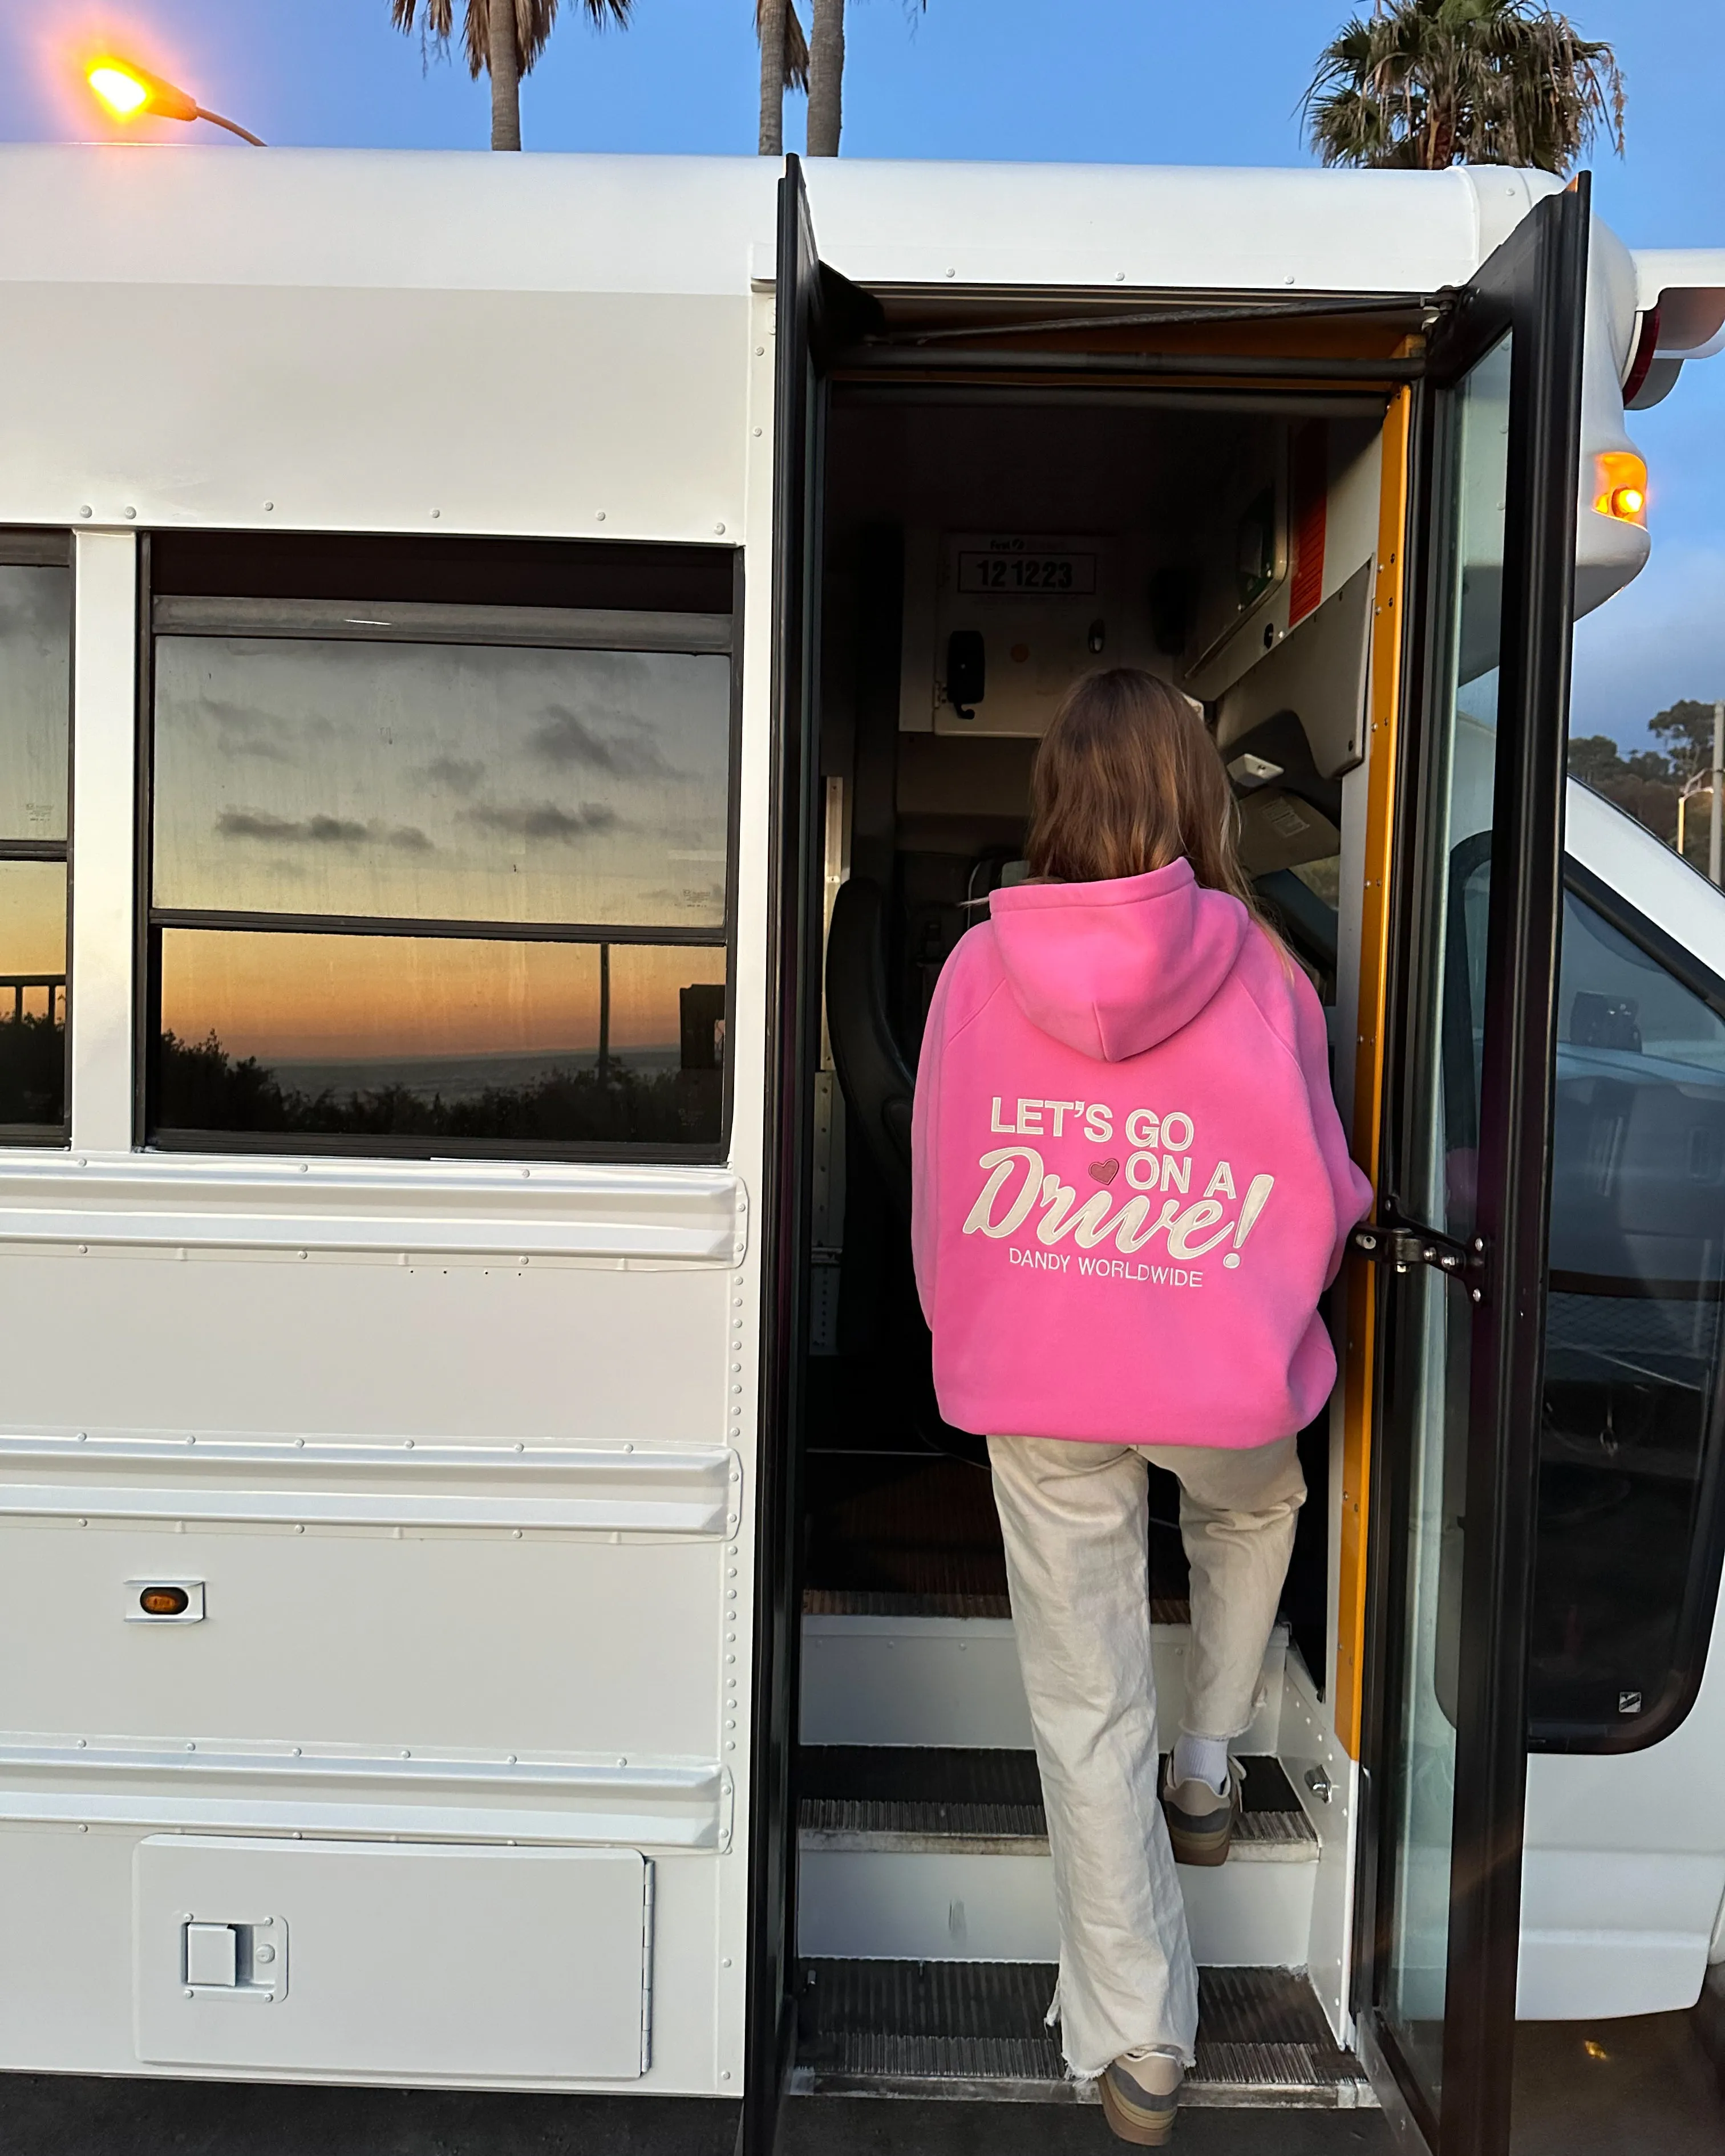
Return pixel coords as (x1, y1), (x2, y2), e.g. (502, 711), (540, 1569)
(1088, 1157), (1120, 1185)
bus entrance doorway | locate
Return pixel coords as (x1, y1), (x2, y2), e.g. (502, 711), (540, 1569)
(751, 163), (1593, 2156)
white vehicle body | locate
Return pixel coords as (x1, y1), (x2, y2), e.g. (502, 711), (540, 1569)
(0, 144), (1722, 2122)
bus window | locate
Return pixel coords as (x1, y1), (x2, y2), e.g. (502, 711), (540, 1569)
(1445, 848), (1725, 1747)
(1531, 878), (1725, 1747)
(0, 538), (72, 1140)
(142, 550), (738, 1158)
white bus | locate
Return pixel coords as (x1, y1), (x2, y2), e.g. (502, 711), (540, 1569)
(0, 141), (1722, 2156)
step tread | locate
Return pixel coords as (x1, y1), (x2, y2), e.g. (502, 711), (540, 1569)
(797, 1748), (1318, 1856)
(794, 1959), (1370, 2108)
(804, 1586), (1015, 1619)
(803, 1586), (1193, 1624)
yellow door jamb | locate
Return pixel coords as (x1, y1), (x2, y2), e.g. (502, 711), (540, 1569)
(1335, 379), (1414, 1759)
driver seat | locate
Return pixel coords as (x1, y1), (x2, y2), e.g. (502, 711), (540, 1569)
(824, 876), (916, 1220)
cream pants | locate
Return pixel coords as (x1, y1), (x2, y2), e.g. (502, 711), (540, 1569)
(986, 1431), (1306, 2075)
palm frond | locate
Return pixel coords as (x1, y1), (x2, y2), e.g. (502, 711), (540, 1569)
(388, 0), (456, 44)
(424, 0), (628, 82)
(757, 0), (810, 92)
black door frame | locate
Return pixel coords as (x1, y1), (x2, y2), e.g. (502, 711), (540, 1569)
(1354, 179), (1591, 2156)
(740, 155), (826, 2156)
(739, 159), (899, 2155)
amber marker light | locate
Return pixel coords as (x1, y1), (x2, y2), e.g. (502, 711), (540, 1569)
(85, 55), (265, 144)
(1594, 450), (1649, 527)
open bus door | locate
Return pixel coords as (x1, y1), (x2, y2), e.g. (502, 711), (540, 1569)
(1355, 180), (1590, 2155)
(744, 157), (881, 2156)
(742, 155), (824, 2156)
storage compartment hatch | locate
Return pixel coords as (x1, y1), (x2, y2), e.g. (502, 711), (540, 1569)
(134, 1837), (652, 2080)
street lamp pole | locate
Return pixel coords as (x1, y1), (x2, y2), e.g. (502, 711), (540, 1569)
(1679, 768), (1712, 868)
(180, 103), (265, 147)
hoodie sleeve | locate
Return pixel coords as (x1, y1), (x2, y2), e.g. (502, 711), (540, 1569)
(1290, 968), (1375, 1288)
(910, 952), (955, 1330)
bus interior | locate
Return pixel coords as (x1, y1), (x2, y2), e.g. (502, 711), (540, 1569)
(792, 368), (1386, 2092)
(807, 384), (1370, 1624)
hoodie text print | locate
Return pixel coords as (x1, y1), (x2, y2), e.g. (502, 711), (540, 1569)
(911, 860), (1373, 1448)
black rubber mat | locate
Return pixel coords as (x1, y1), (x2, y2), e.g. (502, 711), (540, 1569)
(800, 1746), (1045, 1839)
(797, 1750), (1316, 1849)
(795, 1959), (1368, 2105)
(804, 1584), (1017, 1618)
(803, 1584), (1193, 1623)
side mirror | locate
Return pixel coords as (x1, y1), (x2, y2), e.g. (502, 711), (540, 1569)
(945, 630), (985, 720)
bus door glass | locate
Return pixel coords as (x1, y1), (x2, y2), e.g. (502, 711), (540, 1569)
(1360, 181), (1590, 2156)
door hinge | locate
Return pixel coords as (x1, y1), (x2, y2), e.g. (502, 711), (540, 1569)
(1350, 1221), (1486, 1294)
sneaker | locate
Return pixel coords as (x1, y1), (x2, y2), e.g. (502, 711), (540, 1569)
(1099, 2049), (1184, 2145)
(1160, 1753), (1242, 1867)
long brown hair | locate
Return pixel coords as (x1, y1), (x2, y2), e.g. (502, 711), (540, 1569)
(1025, 668), (1268, 926)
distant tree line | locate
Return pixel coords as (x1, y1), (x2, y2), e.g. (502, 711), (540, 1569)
(1568, 699), (1724, 866)
(0, 1009), (64, 1127)
(152, 1028), (720, 1148)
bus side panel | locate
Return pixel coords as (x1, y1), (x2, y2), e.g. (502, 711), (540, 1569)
(0, 1239), (746, 2089)
(0, 285), (748, 547)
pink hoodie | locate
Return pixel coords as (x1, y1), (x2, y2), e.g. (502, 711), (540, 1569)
(911, 860), (1372, 1449)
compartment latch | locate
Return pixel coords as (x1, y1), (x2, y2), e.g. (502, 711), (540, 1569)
(181, 1915), (288, 2003)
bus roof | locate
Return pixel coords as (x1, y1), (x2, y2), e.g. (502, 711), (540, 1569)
(0, 145), (1557, 302)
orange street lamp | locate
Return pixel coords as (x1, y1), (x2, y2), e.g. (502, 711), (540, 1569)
(86, 56), (265, 145)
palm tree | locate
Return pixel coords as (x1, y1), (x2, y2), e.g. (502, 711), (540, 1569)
(392, 0), (633, 152)
(756, 0), (809, 156)
(1304, 0), (1623, 173)
(807, 0), (844, 157)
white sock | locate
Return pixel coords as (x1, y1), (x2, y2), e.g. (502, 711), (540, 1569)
(1172, 1732), (1229, 1796)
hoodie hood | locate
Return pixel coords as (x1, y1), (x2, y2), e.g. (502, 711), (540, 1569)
(987, 858), (1250, 1062)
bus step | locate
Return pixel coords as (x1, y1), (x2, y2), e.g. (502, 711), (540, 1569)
(798, 1745), (1317, 1851)
(796, 1750), (1319, 1967)
(802, 1584), (1192, 1623)
(790, 1959), (1375, 2109)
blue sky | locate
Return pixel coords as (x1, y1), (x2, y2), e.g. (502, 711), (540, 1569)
(1, 0), (1720, 748)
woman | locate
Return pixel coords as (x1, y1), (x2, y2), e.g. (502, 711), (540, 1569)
(910, 669), (1371, 2144)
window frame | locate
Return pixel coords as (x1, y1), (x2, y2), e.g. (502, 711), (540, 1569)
(0, 527), (74, 1148)
(1530, 851), (1725, 1755)
(135, 539), (744, 1166)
